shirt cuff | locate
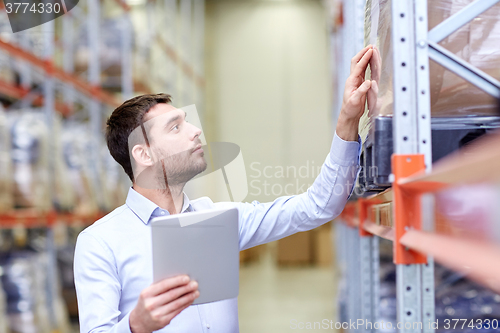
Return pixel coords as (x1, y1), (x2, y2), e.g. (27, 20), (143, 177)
(329, 132), (362, 167)
(115, 311), (133, 333)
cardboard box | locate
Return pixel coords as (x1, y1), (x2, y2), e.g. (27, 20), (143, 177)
(240, 243), (266, 264)
(312, 222), (333, 267)
(277, 231), (313, 265)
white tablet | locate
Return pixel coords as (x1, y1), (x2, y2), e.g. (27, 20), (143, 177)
(150, 207), (239, 305)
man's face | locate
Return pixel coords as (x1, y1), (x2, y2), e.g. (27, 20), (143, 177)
(141, 103), (207, 187)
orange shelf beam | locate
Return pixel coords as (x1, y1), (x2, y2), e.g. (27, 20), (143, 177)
(363, 221), (395, 241)
(0, 39), (121, 107)
(0, 210), (56, 228)
(401, 230), (500, 293)
(0, 78), (73, 116)
(399, 130), (500, 193)
(112, 0), (131, 12)
(0, 80), (27, 99)
(0, 210), (108, 228)
(56, 211), (106, 226)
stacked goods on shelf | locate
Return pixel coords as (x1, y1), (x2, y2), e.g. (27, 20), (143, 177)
(0, 49), (15, 89)
(0, 229), (72, 333)
(375, 240), (500, 333)
(53, 114), (77, 212)
(0, 252), (51, 333)
(0, 279), (7, 333)
(61, 123), (99, 217)
(73, 18), (125, 91)
(49, 227), (75, 333)
(56, 225), (81, 319)
(433, 267), (500, 333)
(0, 11), (15, 88)
(362, 0), (500, 127)
(149, 1), (177, 95)
(1, 108), (126, 216)
(427, 0), (500, 117)
(101, 145), (128, 211)
(130, 5), (153, 93)
(0, 106), (13, 212)
(61, 121), (128, 215)
(7, 110), (51, 211)
(358, 0), (500, 192)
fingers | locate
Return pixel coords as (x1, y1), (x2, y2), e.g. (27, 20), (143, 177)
(370, 80), (378, 94)
(350, 80), (372, 107)
(144, 275), (190, 298)
(351, 48), (373, 78)
(162, 302), (192, 324)
(151, 290), (199, 320)
(148, 281), (198, 309)
(156, 301), (192, 328)
(351, 45), (373, 65)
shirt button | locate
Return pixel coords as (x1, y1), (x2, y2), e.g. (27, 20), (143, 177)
(206, 323), (210, 329)
(160, 211), (165, 215)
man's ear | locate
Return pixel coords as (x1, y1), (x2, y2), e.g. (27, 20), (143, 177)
(131, 144), (154, 167)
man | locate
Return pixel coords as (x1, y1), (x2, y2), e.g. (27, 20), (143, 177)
(74, 46), (374, 333)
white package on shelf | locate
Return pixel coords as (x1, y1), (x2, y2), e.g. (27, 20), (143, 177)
(61, 123), (99, 216)
(0, 105), (13, 213)
(7, 110), (51, 211)
(0, 252), (51, 333)
(52, 114), (76, 212)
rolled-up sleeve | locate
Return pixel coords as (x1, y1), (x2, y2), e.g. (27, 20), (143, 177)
(235, 132), (361, 250)
(74, 232), (132, 333)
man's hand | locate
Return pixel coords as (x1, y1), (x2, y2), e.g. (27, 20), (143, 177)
(336, 45), (374, 142)
(129, 275), (200, 333)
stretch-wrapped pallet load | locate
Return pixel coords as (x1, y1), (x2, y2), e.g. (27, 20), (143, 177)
(61, 123), (99, 216)
(52, 115), (76, 212)
(0, 278), (8, 333)
(102, 145), (128, 211)
(0, 252), (51, 333)
(74, 18), (124, 90)
(360, 0), (500, 138)
(8, 111), (51, 211)
(0, 12), (18, 88)
(0, 105), (13, 213)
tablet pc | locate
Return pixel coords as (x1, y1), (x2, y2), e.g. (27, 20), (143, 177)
(151, 207), (239, 305)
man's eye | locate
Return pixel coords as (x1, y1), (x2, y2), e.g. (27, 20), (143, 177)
(173, 125), (179, 130)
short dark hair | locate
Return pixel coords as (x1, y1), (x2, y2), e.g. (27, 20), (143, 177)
(105, 93), (172, 182)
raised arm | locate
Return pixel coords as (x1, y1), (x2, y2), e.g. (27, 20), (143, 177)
(229, 46), (373, 251)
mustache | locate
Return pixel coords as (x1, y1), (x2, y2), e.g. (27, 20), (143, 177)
(192, 139), (203, 151)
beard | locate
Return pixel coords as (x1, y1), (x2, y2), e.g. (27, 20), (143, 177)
(154, 146), (208, 187)
(134, 146), (207, 190)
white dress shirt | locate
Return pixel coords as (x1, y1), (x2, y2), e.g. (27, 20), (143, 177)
(74, 132), (361, 333)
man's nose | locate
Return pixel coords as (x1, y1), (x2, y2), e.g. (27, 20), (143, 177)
(192, 124), (202, 140)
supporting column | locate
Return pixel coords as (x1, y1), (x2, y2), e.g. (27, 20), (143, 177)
(121, 14), (133, 100)
(346, 225), (361, 332)
(358, 199), (380, 333)
(391, 0), (434, 332)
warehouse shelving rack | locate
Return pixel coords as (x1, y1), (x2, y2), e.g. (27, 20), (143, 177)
(0, 2), (206, 330)
(0, 0), (206, 226)
(333, 0), (500, 332)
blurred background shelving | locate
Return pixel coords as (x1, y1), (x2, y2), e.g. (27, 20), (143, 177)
(0, 1), (205, 332)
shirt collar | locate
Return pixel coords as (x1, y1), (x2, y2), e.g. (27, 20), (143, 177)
(125, 187), (193, 225)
